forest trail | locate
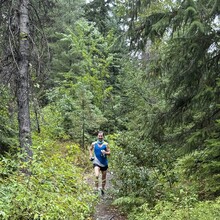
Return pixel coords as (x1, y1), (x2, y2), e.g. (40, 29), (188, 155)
(86, 171), (127, 220)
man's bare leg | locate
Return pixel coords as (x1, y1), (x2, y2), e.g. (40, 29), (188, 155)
(94, 166), (100, 190)
(101, 170), (107, 190)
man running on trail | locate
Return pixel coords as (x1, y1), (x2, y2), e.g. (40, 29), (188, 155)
(89, 131), (110, 195)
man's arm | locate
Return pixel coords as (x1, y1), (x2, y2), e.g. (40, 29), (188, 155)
(104, 143), (111, 155)
(89, 143), (94, 158)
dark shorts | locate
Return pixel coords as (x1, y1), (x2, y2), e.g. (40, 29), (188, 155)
(93, 163), (108, 171)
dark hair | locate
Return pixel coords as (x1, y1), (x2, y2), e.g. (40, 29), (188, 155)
(98, 131), (104, 136)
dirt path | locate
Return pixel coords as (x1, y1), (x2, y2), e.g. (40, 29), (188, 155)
(87, 172), (127, 220)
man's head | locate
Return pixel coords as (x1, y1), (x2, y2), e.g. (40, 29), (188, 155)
(97, 131), (104, 141)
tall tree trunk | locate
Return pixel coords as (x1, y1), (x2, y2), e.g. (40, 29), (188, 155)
(17, 0), (33, 160)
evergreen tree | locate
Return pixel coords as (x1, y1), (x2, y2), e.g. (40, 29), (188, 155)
(0, 0), (56, 156)
(111, 0), (220, 207)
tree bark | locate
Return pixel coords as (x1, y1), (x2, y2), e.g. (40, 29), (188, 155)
(17, 0), (33, 160)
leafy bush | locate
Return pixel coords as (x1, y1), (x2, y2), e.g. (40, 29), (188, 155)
(0, 139), (97, 219)
(33, 105), (68, 140)
(128, 198), (220, 220)
(174, 147), (220, 199)
(109, 132), (220, 220)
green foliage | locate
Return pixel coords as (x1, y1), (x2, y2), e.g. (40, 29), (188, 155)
(137, 0), (220, 155)
(58, 18), (114, 107)
(0, 86), (18, 153)
(47, 18), (124, 143)
(84, 0), (118, 36)
(49, 0), (127, 135)
(0, 139), (97, 219)
(107, 2), (220, 219)
(112, 196), (145, 212)
(128, 197), (220, 220)
(109, 134), (158, 203)
(1, 0), (220, 219)
(35, 104), (67, 140)
(174, 130), (220, 199)
(110, 131), (220, 219)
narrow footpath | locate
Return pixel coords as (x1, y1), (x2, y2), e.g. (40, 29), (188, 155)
(88, 172), (127, 220)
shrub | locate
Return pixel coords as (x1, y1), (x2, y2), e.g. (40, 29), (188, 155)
(0, 140), (97, 219)
(128, 198), (220, 220)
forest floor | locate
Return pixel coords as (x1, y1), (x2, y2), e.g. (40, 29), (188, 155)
(86, 171), (127, 220)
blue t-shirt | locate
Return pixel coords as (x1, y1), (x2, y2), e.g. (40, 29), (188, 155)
(93, 141), (108, 167)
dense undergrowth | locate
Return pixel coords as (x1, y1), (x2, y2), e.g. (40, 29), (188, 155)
(109, 135), (220, 220)
(0, 136), (97, 219)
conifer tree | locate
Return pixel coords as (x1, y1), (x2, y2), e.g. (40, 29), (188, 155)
(0, 0), (55, 157)
(112, 0), (220, 201)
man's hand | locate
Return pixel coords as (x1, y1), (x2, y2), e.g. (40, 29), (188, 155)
(101, 150), (110, 155)
(90, 157), (94, 161)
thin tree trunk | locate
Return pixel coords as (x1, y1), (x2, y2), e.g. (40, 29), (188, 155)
(17, 0), (33, 161)
(82, 99), (85, 149)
